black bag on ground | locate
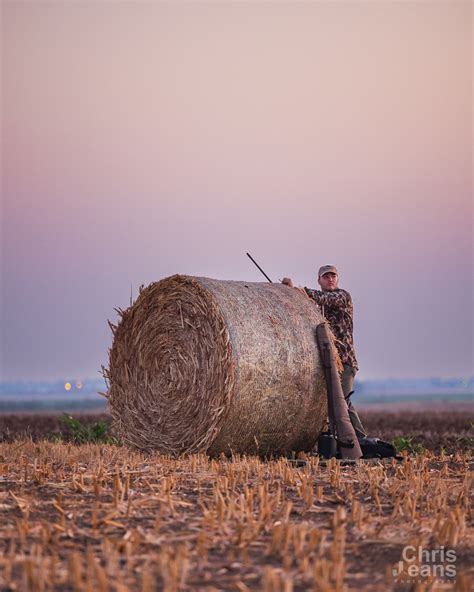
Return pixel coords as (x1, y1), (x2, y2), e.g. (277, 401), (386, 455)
(359, 437), (397, 458)
(317, 431), (338, 459)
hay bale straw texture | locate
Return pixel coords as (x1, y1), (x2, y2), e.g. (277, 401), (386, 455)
(105, 275), (329, 456)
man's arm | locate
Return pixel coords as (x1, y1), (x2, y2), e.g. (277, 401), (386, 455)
(304, 287), (352, 309)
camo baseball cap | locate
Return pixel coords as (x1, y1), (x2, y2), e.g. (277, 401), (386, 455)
(318, 265), (338, 278)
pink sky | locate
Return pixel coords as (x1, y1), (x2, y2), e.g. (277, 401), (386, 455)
(1, 1), (472, 381)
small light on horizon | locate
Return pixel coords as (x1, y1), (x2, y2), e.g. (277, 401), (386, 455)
(76, 381), (83, 389)
(64, 382), (72, 391)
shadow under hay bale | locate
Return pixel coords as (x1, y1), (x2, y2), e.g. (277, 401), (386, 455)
(104, 274), (329, 456)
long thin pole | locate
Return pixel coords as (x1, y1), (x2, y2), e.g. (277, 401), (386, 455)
(246, 252), (273, 283)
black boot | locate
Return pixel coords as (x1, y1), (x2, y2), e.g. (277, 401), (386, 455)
(358, 437), (397, 459)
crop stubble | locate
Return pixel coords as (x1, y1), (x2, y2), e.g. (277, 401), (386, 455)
(0, 438), (472, 591)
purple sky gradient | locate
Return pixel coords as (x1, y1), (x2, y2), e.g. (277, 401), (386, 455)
(1, 1), (472, 381)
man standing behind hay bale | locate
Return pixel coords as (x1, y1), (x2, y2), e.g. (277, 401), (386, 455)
(282, 265), (368, 440)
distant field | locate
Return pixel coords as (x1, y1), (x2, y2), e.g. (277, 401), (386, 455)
(1, 409), (472, 455)
(0, 393), (107, 413)
(358, 392), (474, 405)
(0, 391), (471, 413)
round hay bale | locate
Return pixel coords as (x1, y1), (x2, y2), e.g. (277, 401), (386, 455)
(105, 274), (328, 456)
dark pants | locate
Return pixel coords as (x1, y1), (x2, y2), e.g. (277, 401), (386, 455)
(340, 364), (367, 439)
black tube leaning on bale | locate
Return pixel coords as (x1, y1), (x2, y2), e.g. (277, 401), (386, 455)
(104, 274), (340, 456)
(316, 323), (363, 460)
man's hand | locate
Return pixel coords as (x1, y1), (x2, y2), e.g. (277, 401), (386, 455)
(282, 277), (309, 299)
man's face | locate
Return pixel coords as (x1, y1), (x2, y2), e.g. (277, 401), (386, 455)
(318, 272), (339, 291)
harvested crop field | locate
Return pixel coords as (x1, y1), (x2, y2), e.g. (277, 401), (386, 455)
(0, 409), (473, 591)
(0, 442), (472, 591)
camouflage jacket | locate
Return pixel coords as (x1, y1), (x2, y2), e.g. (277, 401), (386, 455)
(304, 287), (359, 370)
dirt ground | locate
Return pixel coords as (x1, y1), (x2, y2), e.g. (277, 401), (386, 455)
(0, 410), (472, 591)
(1, 408), (472, 454)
